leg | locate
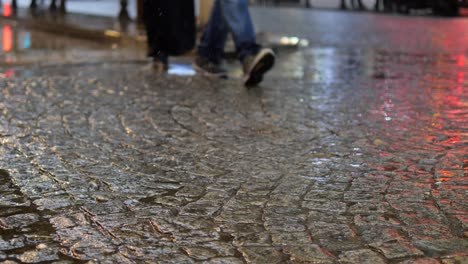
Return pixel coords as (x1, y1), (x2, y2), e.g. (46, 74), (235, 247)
(137, 0), (144, 24)
(30, 0), (37, 8)
(219, 0), (260, 61)
(374, 0), (380, 11)
(143, 0), (157, 55)
(119, 0), (130, 20)
(196, 0), (274, 85)
(60, 0), (66, 12)
(219, 0), (273, 86)
(142, 0), (169, 70)
(340, 0), (347, 9)
(357, 0), (365, 10)
(198, 0), (230, 64)
(384, 0), (392, 11)
(50, 0), (57, 10)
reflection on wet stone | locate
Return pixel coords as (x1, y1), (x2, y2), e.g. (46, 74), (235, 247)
(0, 237), (26, 251)
(18, 247), (59, 263)
(285, 244), (336, 263)
(239, 247), (284, 264)
(0, 168), (68, 263)
(338, 249), (386, 264)
(205, 257), (245, 264)
(369, 240), (425, 260)
(412, 239), (468, 258)
(271, 232), (311, 246)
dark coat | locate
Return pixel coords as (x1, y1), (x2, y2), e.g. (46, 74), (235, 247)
(143, 0), (196, 57)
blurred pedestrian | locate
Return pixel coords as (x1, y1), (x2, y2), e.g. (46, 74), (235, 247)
(352, 0), (365, 10)
(193, 0), (275, 87)
(375, 0), (391, 11)
(143, 0), (196, 71)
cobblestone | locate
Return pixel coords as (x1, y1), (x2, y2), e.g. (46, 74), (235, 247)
(0, 7), (467, 264)
(338, 249), (386, 264)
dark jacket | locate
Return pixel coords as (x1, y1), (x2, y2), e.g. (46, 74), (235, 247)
(143, 0), (196, 57)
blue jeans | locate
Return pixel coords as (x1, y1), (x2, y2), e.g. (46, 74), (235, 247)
(198, 0), (260, 64)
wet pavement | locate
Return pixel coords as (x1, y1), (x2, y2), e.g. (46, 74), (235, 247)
(0, 7), (467, 264)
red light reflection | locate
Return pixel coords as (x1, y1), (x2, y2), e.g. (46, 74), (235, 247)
(457, 54), (465, 67)
(3, 25), (12, 52)
(366, 50), (468, 238)
(3, 3), (11, 17)
(4, 69), (14, 78)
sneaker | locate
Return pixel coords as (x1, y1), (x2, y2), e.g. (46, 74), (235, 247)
(152, 53), (169, 72)
(193, 56), (228, 79)
(153, 58), (168, 72)
(243, 48), (275, 87)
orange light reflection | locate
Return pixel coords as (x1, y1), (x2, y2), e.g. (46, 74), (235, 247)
(3, 25), (12, 52)
(3, 3), (11, 17)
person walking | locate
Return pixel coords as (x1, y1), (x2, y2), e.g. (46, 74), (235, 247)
(193, 0), (275, 87)
(143, 0), (196, 71)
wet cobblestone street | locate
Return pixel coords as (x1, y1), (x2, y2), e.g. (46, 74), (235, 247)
(0, 8), (467, 264)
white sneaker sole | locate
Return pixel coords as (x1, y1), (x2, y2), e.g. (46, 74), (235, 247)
(243, 49), (276, 86)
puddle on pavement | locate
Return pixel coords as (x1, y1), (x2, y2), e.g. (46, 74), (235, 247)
(0, 20), (143, 72)
(362, 47), (467, 194)
(0, 14), (315, 80)
(0, 19), (202, 78)
(263, 46), (468, 84)
(0, 168), (67, 262)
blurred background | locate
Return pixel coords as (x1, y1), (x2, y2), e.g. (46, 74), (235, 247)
(4, 0), (468, 19)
